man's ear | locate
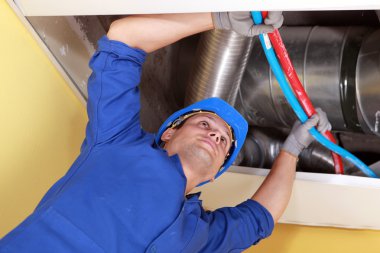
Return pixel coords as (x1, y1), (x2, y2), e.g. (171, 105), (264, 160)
(161, 128), (177, 142)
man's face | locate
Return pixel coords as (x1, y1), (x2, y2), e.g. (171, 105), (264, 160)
(161, 112), (232, 181)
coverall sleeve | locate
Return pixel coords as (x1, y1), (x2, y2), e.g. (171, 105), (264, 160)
(82, 35), (147, 149)
(200, 199), (274, 253)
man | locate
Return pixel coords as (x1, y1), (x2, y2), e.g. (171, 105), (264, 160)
(0, 12), (331, 252)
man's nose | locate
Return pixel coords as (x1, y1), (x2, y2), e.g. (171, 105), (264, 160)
(208, 131), (221, 144)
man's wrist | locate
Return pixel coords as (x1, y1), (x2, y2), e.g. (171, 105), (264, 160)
(282, 134), (304, 157)
(280, 149), (299, 160)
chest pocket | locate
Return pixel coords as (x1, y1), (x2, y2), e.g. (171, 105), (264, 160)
(145, 201), (209, 253)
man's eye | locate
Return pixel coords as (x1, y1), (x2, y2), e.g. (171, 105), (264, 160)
(221, 137), (227, 145)
(200, 121), (209, 128)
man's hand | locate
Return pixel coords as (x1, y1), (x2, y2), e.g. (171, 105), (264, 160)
(212, 11), (283, 37)
(282, 108), (332, 157)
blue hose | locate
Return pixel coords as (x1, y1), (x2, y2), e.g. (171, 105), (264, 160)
(251, 11), (378, 178)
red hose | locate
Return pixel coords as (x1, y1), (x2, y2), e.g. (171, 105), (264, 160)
(261, 11), (344, 174)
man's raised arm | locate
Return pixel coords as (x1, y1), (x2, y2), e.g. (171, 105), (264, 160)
(106, 12), (284, 52)
(107, 13), (214, 53)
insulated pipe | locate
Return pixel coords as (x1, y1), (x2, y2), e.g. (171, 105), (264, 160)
(251, 11), (378, 178)
(185, 29), (253, 106)
(261, 12), (344, 174)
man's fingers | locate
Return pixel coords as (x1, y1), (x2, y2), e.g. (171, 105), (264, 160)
(264, 11), (284, 29)
(315, 108), (332, 133)
(213, 11), (283, 37)
(303, 114), (319, 130)
(248, 24), (274, 36)
(292, 120), (302, 129)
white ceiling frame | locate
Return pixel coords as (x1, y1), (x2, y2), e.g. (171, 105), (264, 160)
(195, 167), (380, 230)
(14, 0), (380, 16)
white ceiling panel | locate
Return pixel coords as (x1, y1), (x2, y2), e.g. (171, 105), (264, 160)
(195, 167), (380, 230)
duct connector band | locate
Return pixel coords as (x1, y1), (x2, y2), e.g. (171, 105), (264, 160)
(251, 11), (378, 178)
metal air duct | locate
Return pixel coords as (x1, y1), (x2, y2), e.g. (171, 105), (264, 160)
(185, 29), (253, 105)
(239, 127), (357, 174)
(237, 26), (379, 134)
(356, 29), (380, 136)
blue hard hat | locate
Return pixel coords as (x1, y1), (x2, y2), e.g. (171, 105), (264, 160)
(155, 97), (248, 185)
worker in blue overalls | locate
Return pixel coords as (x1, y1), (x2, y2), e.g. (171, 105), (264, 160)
(0, 12), (331, 253)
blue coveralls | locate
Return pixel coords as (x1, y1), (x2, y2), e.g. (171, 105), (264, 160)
(0, 36), (274, 253)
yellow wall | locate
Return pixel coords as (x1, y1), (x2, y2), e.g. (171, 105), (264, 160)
(0, 0), (87, 237)
(1, 1), (380, 252)
(246, 224), (380, 253)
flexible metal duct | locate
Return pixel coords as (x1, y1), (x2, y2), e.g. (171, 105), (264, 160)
(185, 29), (253, 105)
(237, 26), (377, 133)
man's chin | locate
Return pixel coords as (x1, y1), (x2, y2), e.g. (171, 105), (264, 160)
(188, 145), (214, 166)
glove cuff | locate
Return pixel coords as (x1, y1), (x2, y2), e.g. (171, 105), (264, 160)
(211, 12), (230, 30)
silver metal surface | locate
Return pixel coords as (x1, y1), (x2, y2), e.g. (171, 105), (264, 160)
(356, 29), (380, 136)
(240, 128), (357, 174)
(239, 128), (284, 168)
(369, 160), (380, 176)
(185, 29), (253, 105)
(238, 26), (370, 131)
(376, 10), (380, 22)
(26, 16), (105, 99)
(338, 132), (380, 154)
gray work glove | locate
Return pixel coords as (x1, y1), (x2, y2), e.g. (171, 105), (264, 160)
(282, 108), (332, 157)
(212, 11), (284, 37)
